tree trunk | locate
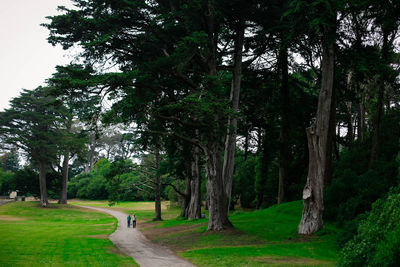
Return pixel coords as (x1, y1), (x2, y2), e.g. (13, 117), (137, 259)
(333, 134), (340, 161)
(205, 143), (232, 230)
(278, 44), (290, 205)
(346, 102), (354, 146)
(87, 133), (96, 172)
(154, 148), (162, 221)
(256, 128), (262, 153)
(298, 23), (336, 235)
(58, 150), (70, 204)
(325, 88), (336, 186)
(244, 130), (249, 161)
(203, 7), (232, 230)
(188, 147), (201, 219)
(222, 19), (245, 216)
(256, 132), (267, 209)
(181, 176), (191, 218)
(38, 160), (49, 207)
(369, 31), (389, 169)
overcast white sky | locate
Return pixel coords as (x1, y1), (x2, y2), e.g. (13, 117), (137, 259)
(0, 0), (75, 111)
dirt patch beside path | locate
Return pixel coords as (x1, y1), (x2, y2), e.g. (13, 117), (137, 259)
(0, 215), (26, 221)
(140, 222), (266, 253)
(253, 256), (335, 266)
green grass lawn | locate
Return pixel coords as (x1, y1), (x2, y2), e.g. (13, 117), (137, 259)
(0, 201), (138, 267)
(71, 199), (339, 266)
(70, 199), (181, 222)
(0, 199), (338, 266)
(156, 201), (339, 266)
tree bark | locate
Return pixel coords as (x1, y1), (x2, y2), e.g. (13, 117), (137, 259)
(244, 130), (249, 161)
(358, 92), (366, 141)
(278, 44), (290, 205)
(369, 31), (389, 169)
(203, 6), (232, 230)
(154, 148), (162, 221)
(333, 134), (340, 161)
(222, 19), (245, 216)
(205, 142), (232, 230)
(256, 132), (267, 209)
(298, 23), (336, 235)
(180, 176), (191, 218)
(38, 160), (49, 207)
(188, 147), (201, 219)
(346, 102), (354, 146)
(58, 150), (70, 204)
(353, 20), (365, 142)
(87, 133), (96, 173)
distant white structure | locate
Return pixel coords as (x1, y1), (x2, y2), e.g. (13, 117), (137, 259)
(9, 191), (17, 199)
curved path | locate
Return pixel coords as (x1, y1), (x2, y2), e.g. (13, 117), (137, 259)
(0, 200), (13, 206)
(78, 205), (196, 267)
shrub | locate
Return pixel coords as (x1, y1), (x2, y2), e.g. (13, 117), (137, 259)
(325, 135), (399, 246)
(234, 155), (257, 208)
(338, 188), (400, 266)
(166, 185), (179, 206)
(0, 169), (15, 195)
(68, 173), (92, 199)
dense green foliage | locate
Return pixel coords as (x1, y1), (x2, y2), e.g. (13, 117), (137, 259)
(0, 166), (61, 198)
(0, 87), (67, 164)
(0, 169), (15, 196)
(325, 110), (400, 246)
(0, 151), (19, 172)
(233, 153), (257, 208)
(68, 159), (110, 200)
(338, 188), (400, 266)
(68, 158), (160, 202)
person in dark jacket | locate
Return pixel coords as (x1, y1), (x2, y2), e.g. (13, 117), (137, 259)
(127, 214), (131, 228)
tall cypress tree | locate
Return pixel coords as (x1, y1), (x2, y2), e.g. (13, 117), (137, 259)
(0, 87), (67, 207)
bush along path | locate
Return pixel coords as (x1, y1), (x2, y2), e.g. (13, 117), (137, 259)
(78, 205), (196, 267)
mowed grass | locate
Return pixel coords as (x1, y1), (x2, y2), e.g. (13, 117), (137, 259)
(72, 200), (339, 266)
(70, 199), (181, 222)
(155, 201), (338, 266)
(0, 201), (138, 267)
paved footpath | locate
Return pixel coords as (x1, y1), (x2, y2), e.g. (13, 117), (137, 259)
(78, 205), (196, 267)
(0, 200), (13, 206)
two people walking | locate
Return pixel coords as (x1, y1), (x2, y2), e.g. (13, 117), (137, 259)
(127, 214), (137, 228)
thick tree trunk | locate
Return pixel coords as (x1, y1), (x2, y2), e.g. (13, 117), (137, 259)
(181, 176), (191, 218)
(369, 31), (389, 169)
(222, 19), (245, 215)
(298, 24), (336, 234)
(154, 148), (162, 221)
(299, 127), (324, 233)
(188, 148), (201, 219)
(205, 143), (232, 230)
(203, 7), (232, 230)
(58, 150), (70, 204)
(38, 160), (49, 207)
(278, 44), (290, 205)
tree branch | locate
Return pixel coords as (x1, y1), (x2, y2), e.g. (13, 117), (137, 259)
(163, 182), (187, 198)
